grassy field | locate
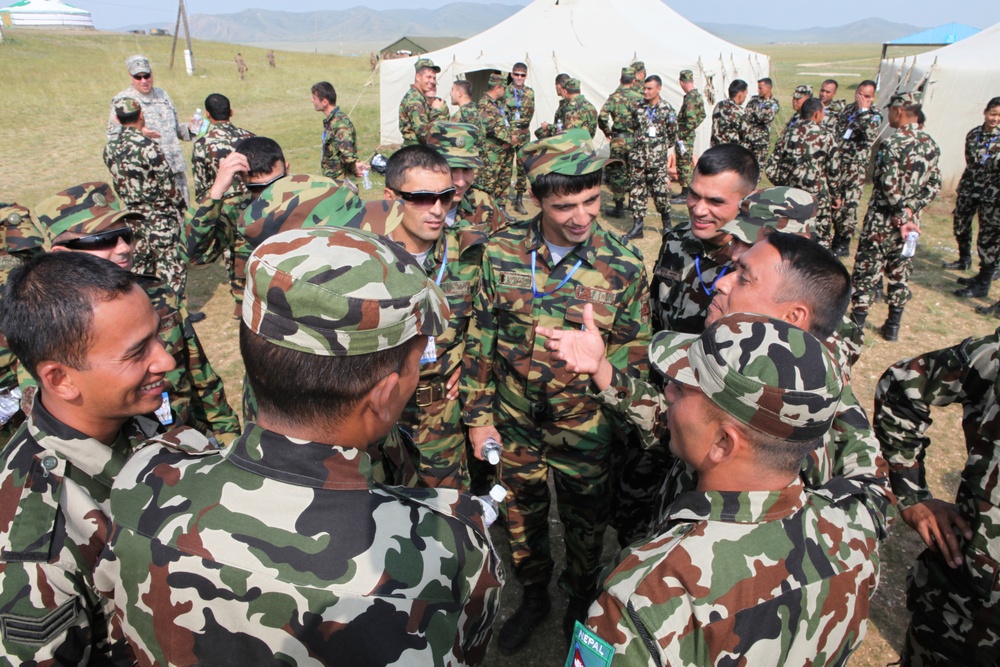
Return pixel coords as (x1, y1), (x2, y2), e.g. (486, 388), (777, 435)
(1, 30), (994, 666)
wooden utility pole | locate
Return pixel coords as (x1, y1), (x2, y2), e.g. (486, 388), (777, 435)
(168, 0), (194, 74)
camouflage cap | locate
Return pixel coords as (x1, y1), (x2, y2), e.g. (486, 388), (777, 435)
(125, 54), (151, 76)
(243, 227), (448, 357)
(241, 174), (403, 249)
(631, 60), (646, 71)
(721, 187), (817, 245)
(519, 128), (618, 183)
(488, 72), (505, 88)
(889, 91), (921, 108)
(563, 78), (581, 93)
(33, 183), (141, 249)
(425, 121), (483, 169)
(651, 313), (843, 443)
(621, 66), (636, 78)
(793, 85), (813, 99)
(0, 203), (45, 255)
(679, 69), (694, 82)
(113, 97), (141, 115)
(414, 57), (440, 73)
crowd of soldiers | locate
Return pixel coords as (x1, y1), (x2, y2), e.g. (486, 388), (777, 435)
(0, 48), (998, 667)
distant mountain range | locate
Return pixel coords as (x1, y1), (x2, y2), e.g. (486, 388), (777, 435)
(116, 6), (924, 49)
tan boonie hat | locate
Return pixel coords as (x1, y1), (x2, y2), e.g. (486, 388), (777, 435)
(563, 78), (581, 93)
(519, 128), (618, 183)
(426, 122), (483, 169)
(243, 227), (448, 357)
(126, 55), (151, 76)
(889, 91), (921, 108)
(651, 313), (843, 443)
(113, 97), (141, 115)
(414, 57), (440, 73)
(722, 187), (817, 245)
(679, 69), (694, 82)
(33, 183), (141, 249)
(793, 85), (813, 99)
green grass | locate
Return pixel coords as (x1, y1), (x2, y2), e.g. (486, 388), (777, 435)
(1, 31), (994, 667)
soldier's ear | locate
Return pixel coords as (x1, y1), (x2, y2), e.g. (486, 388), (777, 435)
(365, 371), (401, 425)
(781, 302), (810, 332)
(36, 361), (82, 403)
(709, 421), (741, 465)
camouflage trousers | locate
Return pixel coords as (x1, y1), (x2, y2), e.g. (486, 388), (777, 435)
(745, 132), (770, 172)
(832, 157), (867, 240)
(954, 178), (1000, 267)
(952, 174), (986, 249)
(512, 128), (531, 195)
(605, 136), (633, 198)
(224, 236), (248, 309)
(813, 200), (835, 248)
(480, 148), (516, 202)
(399, 387), (470, 491)
(850, 210), (912, 313)
(495, 398), (613, 601)
(628, 162), (672, 221)
(131, 213), (187, 299)
(901, 484), (1000, 667)
(675, 136), (696, 189)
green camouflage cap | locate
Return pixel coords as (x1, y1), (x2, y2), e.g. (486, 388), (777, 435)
(125, 54), (151, 75)
(651, 313), (842, 442)
(679, 69), (694, 82)
(563, 78), (581, 93)
(621, 66), (636, 78)
(241, 174), (402, 249)
(889, 91), (921, 108)
(425, 121), (483, 169)
(244, 227), (448, 357)
(113, 97), (141, 115)
(519, 128), (618, 183)
(632, 60), (646, 71)
(0, 203), (45, 255)
(33, 182), (141, 249)
(487, 72), (505, 88)
(414, 57), (440, 73)
(793, 85), (813, 99)
(721, 187), (817, 245)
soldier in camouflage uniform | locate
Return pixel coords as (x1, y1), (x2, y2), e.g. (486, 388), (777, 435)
(874, 331), (1000, 666)
(504, 62), (536, 214)
(103, 97), (188, 298)
(192, 93), (254, 201)
(819, 78), (847, 129)
(830, 80), (883, 257)
(37, 183), (241, 444)
(477, 73), (517, 201)
(107, 55), (194, 203)
(622, 74), (679, 243)
(0, 251), (177, 665)
(96, 226), (503, 666)
(770, 84), (814, 162)
(598, 66), (642, 219)
(536, 73), (571, 139)
(462, 129), (650, 652)
(536, 77), (597, 139)
(577, 314), (879, 667)
(710, 79), (748, 147)
(764, 98), (841, 247)
(398, 57), (449, 146)
(850, 92), (941, 342)
(450, 79), (487, 141)
(427, 119), (506, 234)
(743, 76), (780, 168)
(673, 69), (707, 203)
(311, 81), (365, 182)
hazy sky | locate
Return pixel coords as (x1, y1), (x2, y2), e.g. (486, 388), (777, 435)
(72, 0), (1000, 32)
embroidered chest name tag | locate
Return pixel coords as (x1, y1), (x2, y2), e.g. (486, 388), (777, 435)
(440, 280), (471, 296)
(574, 285), (616, 305)
(498, 271), (532, 289)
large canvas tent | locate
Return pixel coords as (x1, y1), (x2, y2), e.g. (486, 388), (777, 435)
(379, 0), (769, 155)
(877, 21), (1000, 191)
(0, 0), (93, 28)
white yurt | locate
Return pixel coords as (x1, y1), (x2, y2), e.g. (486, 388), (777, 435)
(0, 0), (94, 29)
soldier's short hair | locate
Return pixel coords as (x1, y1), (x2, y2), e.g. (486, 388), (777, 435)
(385, 144), (450, 192)
(621, 73), (635, 85)
(204, 93), (232, 121)
(0, 252), (137, 381)
(235, 137), (285, 178)
(555, 73), (570, 88)
(728, 79), (748, 98)
(452, 79), (473, 99)
(800, 97), (823, 120)
(645, 75), (662, 87)
(702, 397), (820, 475)
(916, 108), (926, 125)
(115, 105), (141, 125)
(822, 79), (839, 91)
(694, 144), (759, 194)
(758, 77), (773, 88)
(531, 170), (602, 202)
(986, 97), (1000, 112)
(512, 61), (527, 74)
(765, 231), (851, 339)
(858, 79), (876, 92)
(311, 81), (337, 106)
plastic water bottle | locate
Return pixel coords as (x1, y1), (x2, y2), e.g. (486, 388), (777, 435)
(0, 387), (22, 426)
(482, 437), (502, 465)
(192, 108), (209, 137)
(901, 231), (919, 258)
(361, 169), (373, 190)
(475, 484), (507, 527)
(556, 119), (564, 132)
(193, 108), (202, 124)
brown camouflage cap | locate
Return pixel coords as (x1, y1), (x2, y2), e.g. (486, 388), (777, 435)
(651, 313), (842, 443)
(0, 204), (44, 255)
(621, 66), (636, 78)
(632, 60), (646, 71)
(721, 187), (817, 245)
(889, 91), (921, 108)
(426, 121), (483, 169)
(563, 78), (581, 93)
(126, 54), (151, 75)
(793, 85), (813, 99)
(113, 97), (141, 115)
(488, 72), (505, 88)
(33, 183), (141, 249)
(244, 227), (448, 357)
(519, 128), (618, 183)
(679, 69), (694, 82)
(414, 57), (440, 73)
(241, 174), (402, 249)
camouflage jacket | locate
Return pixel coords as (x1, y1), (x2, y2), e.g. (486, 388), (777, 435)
(320, 106), (359, 181)
(399, 85), (449, 146)
(677, 88), (706, 141)
(764, 120), (841, 201)
(831, 103), (883, 167)
(457, 186), (506, 235)
(583, 478), (879, 666)
(96, 424), (504, 665)
(710, 98), (745, 147)
(821, 99), (848, 129)
(535, 99), (568, 139)
(743, 94), (780, 143)
(0, 398), (160, 666)
(477, 94), (515, 155)
(959, 124), (1000, 189)
(462, 215), (650, 426)
(536, 95), (598, 139)
(181, 192), (251, 266)
(502, 85), (535, 145)
(631, 97), (679, 169)
(598, 86), (642, 138)
(102, 126), (185, 221)
(106, 86), (191, 174)
(451, 102), (488, 149)
(191, 121), (254, 200)
(868, 123), (941, 224)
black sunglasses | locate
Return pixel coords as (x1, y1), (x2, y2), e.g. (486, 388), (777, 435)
(132, 72), (151, 80)
(394, 187), (456, 207)
(245, 172), (287, 191)
(512, 72), (527, 77)
(57, 227), (134, 251)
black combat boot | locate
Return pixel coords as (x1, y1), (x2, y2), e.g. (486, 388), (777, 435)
(660, 212), (671, 232)
(512, 193), (528, 215)
(604, 199), (624, 218)
(850, 309), (867, 330)
(955, 265), (994, 297)
(497, 583), (551, 656)
(942, 243), (972, 271)
(831, 234), (851, 258)
(880, 306), (904, 342)
(976, 300), (1000, 317)
(670, 187), (689, 204)
(620, 218), (644, 244)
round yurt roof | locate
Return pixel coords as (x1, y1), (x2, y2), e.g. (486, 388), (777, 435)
(0, 0), (94, 28)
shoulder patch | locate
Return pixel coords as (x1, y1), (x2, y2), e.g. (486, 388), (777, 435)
(565, 621), (616, 667)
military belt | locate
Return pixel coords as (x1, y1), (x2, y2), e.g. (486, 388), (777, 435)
(497, 382), (551, 422)
(414, 381), (446, 407)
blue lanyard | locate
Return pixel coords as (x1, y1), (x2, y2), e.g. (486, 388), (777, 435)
(979, 130), (1000, 165)
(646, 105), (657, 125)
(531, 249), (582, 298)
(695, 256), (727, 296)
(433, 237), (448, 286)
(513, 88), (523, 110)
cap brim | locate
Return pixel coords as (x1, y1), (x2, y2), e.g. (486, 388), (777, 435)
(76, 210), (142, 236)
(649, 330), (699, 386)
(443, 155), (483, 169)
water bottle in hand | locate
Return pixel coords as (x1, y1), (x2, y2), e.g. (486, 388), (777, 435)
(482, 437), (502, 465)
(361, 169), (373, 190)
(901, 231), (919, 258)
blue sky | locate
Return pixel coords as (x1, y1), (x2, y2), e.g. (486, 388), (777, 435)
(70, 0), (1000, 33)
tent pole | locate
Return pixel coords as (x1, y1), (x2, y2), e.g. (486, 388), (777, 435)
(169, 2), (182, 69)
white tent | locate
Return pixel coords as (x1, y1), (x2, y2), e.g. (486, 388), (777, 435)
(379, 0), (769, 156)
(877, 21), (1000, 191)
(0, 0), (93, 28)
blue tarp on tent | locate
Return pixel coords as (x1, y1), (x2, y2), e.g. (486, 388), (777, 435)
(886, 22), (979, 46)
